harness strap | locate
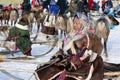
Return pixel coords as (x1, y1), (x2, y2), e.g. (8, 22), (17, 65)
(69, 54), (83, 70)
(86, 33), (89, 48)
(56, 69), (66, 80)
(48, 69), (66, 80)
(70, 62), (77, 70)
(77, 47), (87, 57)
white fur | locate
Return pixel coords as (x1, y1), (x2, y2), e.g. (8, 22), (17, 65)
(97, 21), (105, 31)
(15, 23), (28, 30)
(43, 8), (48, 15)
(43, 15), (55, 27)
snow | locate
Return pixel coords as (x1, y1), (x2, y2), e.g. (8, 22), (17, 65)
(0, 17), (120, 80)
(0, 44), (59, 80)
(106, 20), (120, 63)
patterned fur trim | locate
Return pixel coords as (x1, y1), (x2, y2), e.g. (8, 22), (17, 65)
(15, 23), (28, 30)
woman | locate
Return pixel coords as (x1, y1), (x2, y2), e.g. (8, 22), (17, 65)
(6, 17), (32, 56)
(63, 13), (91, 55)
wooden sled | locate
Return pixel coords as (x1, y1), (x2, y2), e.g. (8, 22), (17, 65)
(34, 61), (120, 80)
(41, 25), (58, 35)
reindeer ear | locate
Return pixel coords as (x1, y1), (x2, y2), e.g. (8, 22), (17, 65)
(112, 18), (119, 25)
(108, 14), (119, 25)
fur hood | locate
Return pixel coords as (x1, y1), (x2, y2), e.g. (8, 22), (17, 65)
(15, 22), (28, 30)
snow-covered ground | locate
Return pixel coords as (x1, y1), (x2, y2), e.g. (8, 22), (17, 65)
(106, 19), (120, 63)
(0, 17), (120, 80)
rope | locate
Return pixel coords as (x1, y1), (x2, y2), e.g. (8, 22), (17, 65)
(36, 58), (60, 71)
(34, 38), (58, 58)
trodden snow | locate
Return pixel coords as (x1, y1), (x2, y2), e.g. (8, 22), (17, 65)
(0, 17), (120, 80)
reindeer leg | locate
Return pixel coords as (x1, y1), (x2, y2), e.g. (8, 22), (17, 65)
(64, 30), (66, 39)
(60, 30), (62, 39)
(14, 20), (17, 26)
(37, 23), (40, 33)
(7, 20), (9, 26)
(29, 24), (32, 34)
(104, 41), (108, 57)
(4, 20), (6, 25)
(0, 20), (2, 26)
(31, 24), (33, 33)
(11, 20), (13, 26)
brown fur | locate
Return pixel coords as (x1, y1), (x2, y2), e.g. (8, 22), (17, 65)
(107, 15), (119, 25)
(9, 8), (18, 26)
(68, 55), (104, 80)
(32, 5), (43, 12)
(55, 15), (67, 38)
(41, 14), (59, 36)
(74, 33), (103, 55)
(0, 12), (3, 24)
(21, 11), (34, 32)
(0, 8), (18, 27)
(32, 5), (46, 33)
(2, 10), (10, 25)
(35, 50), (104, 80)
(0, 25), (9, 37)
(35, 10), (45, 33)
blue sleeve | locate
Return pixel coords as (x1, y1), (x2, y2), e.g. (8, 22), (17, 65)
(49, 4), (59, 14)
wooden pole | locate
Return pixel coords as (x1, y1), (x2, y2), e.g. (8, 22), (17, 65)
(0, 58), (60, 73)
(104, 72), (120, 76)
(0, 56), (45, 64)
(0, 58), (46, 64)
(0, 56), (59, 65)
(1, 70), (24, 80)
(0, 67), (34, 73)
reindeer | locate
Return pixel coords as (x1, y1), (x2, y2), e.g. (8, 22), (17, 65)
(94, 15), (119, 57)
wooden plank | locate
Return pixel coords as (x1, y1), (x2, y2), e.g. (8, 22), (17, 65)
(0, 67), (34, 73)
(0, 50), (20, 55)
(104, 72), (120, 76)
(0, 58), (46, 64)
(0, 58), (60, 73)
